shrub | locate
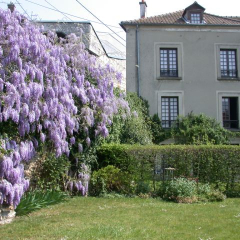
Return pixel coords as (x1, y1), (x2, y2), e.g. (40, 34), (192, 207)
(96, 144), (153, 185)
(135, 181), (151, 195)
(160, 178), (197, 202)
(97, 144), (240, 195)
(32, 151), (70, 191)
(122, 93), (153, 145)
(197, 183), (211, 195)
(107, 92), (153, 145)
(96, 144), (240, 199)
(89, 165), (134, 196)
(150, 114), (171, 144)
(225, 183), (240, 198)
(95, 144), (136, 172)
(172, 113), (232, 144)
(159, 178), (226, 203)
(206, 190), (226, 202)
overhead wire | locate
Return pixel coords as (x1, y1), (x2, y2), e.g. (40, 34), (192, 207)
(24, 0), (123, 29)
(19, 1), (126, 59)
(44, 0), (72, 22)
(0, 0), (126, 55)
(96, 30), (124, 35)
(0, 0), (31, 19)
(75, 0), (125, 42)
(15, 0), (32, 20)
(22, 0), (126, 47)
(42, 0), (125, 47)
(44, 0), (122, 54)
(0, 1), (126, 90)
(0, 1), (9, 5)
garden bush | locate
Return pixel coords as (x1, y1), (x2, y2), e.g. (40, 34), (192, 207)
(95, 144), (133, 171)
(89, 165), (134, 196)
(225, 183), (240, 198)
(205, 190), (226, 202)
(135, 181), (151, 195)
(197, 182), (211, 195)
(172, 113), (232, 144)
(31, 151), (70, 190)
(106, 92), (153, 145)
(96, 144), (153, 185)
(160, 178), (197, 202)
(159, 178), (226, 203)
(150, 114), (171, 144)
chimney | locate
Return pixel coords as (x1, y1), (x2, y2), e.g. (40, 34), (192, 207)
(8, 2), (15, 12)
(139, 0), (147, 18)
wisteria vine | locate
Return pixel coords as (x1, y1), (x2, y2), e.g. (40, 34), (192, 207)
(0, 9), (128, 208)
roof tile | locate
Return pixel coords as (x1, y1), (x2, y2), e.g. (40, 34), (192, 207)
(121, 10), (240, 26)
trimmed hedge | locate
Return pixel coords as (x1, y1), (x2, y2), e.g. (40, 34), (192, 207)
(96, 144), (240, 194)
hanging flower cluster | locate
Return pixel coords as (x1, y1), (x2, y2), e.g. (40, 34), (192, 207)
(0, 9), (128, 207)
(0, 137), (33, 207)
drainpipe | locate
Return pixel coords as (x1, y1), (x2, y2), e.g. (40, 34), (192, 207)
(136, 24), (140, 96)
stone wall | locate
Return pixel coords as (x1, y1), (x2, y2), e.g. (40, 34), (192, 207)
(0, 205), (16, 225)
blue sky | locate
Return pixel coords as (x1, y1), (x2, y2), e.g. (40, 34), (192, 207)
(1, 0), (239, 54)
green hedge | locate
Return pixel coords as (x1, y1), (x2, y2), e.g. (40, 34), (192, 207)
(96, 144), (240, 194)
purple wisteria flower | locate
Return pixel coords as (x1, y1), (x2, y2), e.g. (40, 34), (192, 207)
(0, 7), (130, 207)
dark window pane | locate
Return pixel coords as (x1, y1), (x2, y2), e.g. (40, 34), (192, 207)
(160, 48), (178, 77)
(220, 49), (237, 78)
(191, 13), (201, 23)
(161, 97), (178, 128)
(222, 97), (239, 129)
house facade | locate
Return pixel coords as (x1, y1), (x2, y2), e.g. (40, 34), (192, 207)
(121, 1), (240, 129)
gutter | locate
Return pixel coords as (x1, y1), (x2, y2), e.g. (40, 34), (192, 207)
(120, 22), (240, 28)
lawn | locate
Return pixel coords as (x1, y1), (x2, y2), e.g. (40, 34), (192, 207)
(1, 197), (240, 240)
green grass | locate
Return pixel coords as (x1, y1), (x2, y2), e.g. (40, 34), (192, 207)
(1, 197), (240, 240)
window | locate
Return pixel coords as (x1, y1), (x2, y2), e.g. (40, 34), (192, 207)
(161, 97), (178, 128)
(220, 49), (237, 78)
(190, 13), (201, 23)
(155, 43), (183, 80)
(160, 49), (178, 77)
(222, 97), (239, 129)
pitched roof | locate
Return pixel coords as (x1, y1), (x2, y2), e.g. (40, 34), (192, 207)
(225, 16), (240, 22)
(121, 10), (240, 26)
(121, 0), (240, 29)
(183, 1), (205, 16)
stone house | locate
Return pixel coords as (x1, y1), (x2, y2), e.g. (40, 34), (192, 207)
(120, 1), (240, 129)
(37, 21), (126, 90)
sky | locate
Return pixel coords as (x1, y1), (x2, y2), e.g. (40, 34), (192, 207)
(0, 0), (240, 54)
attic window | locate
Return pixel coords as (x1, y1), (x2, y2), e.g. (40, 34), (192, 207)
(190, 13), (201, 23)
(183, 2), (206, 24)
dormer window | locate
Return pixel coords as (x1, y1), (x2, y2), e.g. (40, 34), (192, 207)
(190, 13), (201, 23)
(182, 2), (205, 24)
